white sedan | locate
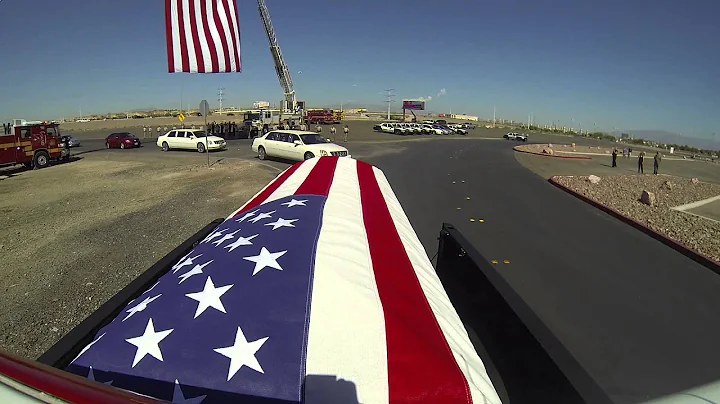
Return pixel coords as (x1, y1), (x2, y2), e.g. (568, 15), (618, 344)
(157, 129), (227, 153)
(252, 130), (351, 161)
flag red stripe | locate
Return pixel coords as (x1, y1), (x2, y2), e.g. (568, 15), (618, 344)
(177, 0), (190, 72)
(165, 0), (175, 73)
(188, 0), (205, 73)
(357, 161), (472, 404)
(294, 157), (339, 197)
(199, 0), (219, 73)
(211, 0), (231, 72)
(231, 0), (242, 71)
(223, 0), (241, 71)
(233, 162), (303, 217)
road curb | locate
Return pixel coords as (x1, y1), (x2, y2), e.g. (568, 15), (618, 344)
(514, 146), (592, 160)
(548, 176), (720, 274)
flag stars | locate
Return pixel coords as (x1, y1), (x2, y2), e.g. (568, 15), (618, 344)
(71, 332), (105, 363)
(248, 210), (275, 223)
(281, 199), (307, 208)
(172, 379), (207, 404)
(123, 294), (162, 322)
(214, 326), (269, 381)
(243, 247), (287, 276)
(185, 277), (234, 319)
(264, 217), (298, 230)
(178, 260), (214, 284)
(224, 233), (259, 253)
(212, 230), (240, 247)
(202, 229), (228, 244)
(172, 254), (203, 274)
(235, 209), (259, 223)
(87, 366), (113, 386)
(125, 318), (174, 368)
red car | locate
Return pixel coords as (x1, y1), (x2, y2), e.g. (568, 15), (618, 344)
(105, 132), (141, 149)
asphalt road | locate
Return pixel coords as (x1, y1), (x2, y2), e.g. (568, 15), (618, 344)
(364, 139), (720, 404)
(64, 132), (720, 403)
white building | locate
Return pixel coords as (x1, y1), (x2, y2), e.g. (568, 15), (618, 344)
(450, 114), (479, 121)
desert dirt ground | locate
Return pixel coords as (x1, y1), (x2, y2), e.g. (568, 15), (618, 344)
(0, 153), (277, 359)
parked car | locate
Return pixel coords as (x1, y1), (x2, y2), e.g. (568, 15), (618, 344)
(390, 123), (409, 135)
(379, 123), (395, 134)
(252, 130), (350, 161)
(60, 135), (81, 148)
(449, 124), (468, 135)
(156, 129), (227, 153)
(105, 132), (141, 149)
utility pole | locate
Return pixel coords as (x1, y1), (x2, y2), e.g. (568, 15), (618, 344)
(492, 105), (496, 128)
(384, 89), (395, 120)
(217, 87), (225, 113)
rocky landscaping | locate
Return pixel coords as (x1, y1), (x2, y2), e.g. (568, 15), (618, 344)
(514, 143), (604, 158)
(554, 174), (720, 263)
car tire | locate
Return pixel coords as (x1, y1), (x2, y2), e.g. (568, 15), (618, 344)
(304, 152), (314, 160)
(197, 142), (206, 153)
(258, 146), (267, 160)
(33, 151), (50, 170)
(161, 142), (169, 152)
(120, 143), (125, 149)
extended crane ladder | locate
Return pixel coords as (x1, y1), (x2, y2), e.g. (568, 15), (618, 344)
(258, 0), (296, 110)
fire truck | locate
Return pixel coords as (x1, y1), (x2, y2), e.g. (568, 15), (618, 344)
(305, 109), (335, 125)
(0, 119), (67, 169)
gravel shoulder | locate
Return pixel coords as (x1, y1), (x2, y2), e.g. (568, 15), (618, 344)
(0, 154), (276, 359)
(554, 175), (720, 263)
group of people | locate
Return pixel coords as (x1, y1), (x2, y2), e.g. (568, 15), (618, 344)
(141, 120), (352, 143)
(611, 147), (662, 174)
(314, 124), (350, 142)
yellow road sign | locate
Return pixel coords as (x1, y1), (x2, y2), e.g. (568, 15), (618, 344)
(178, 113), (186, 122)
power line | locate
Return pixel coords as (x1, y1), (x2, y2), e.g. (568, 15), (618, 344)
(384, 89), (395, 120)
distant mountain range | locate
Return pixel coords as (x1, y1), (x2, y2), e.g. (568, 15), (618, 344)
(614, 130), (718, 151)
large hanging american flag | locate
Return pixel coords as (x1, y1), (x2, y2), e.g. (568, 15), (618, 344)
(165, 0), (242, 73)
(66, 157), (501, 404)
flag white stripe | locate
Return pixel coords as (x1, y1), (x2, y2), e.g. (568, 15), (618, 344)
(170, 0), (182, 73)
(216, 0), (236, 72)
(304, 158), (389, 404)
(181, 0), (198, 72)
(226, 0), (241, 67)
(193, 0), (212, 72)
(206, 0), (225, 71)
(372, 167), (502, 404)
(264, 158), (318, 203)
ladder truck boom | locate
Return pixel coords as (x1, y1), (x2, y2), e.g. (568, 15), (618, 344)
(257, 0), (297, 113)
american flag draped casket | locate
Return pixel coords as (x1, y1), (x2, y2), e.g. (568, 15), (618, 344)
(66, 156), (502, 404)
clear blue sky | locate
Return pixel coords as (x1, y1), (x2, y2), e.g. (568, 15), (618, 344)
(0, 0), (718, 139)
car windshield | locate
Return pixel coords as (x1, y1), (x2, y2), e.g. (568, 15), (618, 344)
(300, 134), (328, 144)
(120, 133), (135, 138)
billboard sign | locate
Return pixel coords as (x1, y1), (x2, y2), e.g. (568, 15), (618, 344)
(402, 100), (425, 111)
(253, 101), (270, 109)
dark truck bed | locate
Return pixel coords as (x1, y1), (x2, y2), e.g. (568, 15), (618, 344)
(35, 221), (610, 403)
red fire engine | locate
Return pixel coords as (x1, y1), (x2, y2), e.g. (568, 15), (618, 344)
(305, 109), (335, 125)
(1, 119), (67, 169)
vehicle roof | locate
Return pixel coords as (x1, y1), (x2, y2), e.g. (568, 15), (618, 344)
(270, 130), (320, 135)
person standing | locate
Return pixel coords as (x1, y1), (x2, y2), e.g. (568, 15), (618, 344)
(330, 125), (337, 142)
(653, 151), (662, 175)
(343, 124), (349, 142)
(612, 148), (618, 167)
(316, 124), (322, 134)
(638, 151), (645, 173)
